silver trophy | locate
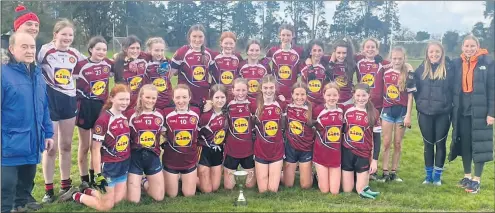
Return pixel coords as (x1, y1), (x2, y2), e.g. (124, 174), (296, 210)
(233, 170), (248, 206)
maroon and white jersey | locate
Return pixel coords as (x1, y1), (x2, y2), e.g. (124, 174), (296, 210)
(171, 45), (215, 105)
(145, 56), (173, 109)
(355, 55), (389, 109)
(92, 110), (131, 163)
(253, 100), (286, 161)
(312, 105), (344, 168)
(266, 46), (303, 100)
(225, 99), (254, 158)
(382, 68), (410, 108)
(211, 52), (243, 101)
(238, 61), (271, 102)
(73, 58), (113, 101)
(343, 106), (381, 158)
(198, 110), (228, 147)
(38, 42), (87, 96)
(118, 54), (148, 110)
(126, 109), (165, 156)
(162, 106), (201, 170)
(300, 63), (327, 105)
(329, 62), (354, 104)
(285, 104), (314, 152)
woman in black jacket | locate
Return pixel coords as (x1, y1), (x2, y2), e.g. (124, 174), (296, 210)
(449, 35), (494, 194)
(413, 41), (454, 186)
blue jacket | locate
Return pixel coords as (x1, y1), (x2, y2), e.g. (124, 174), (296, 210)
(1, 57), (54, 166)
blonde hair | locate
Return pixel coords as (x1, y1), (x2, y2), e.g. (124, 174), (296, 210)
(145, 37), (167, 52)
(422, 41), (446, 80)
(361, 38), (380, 51)
(389, 46), (409, 91)
(256, 74), (277, 118)
(291, 80), (312, 122)
(135, 84), (158, 115)
(462, 34), (480, 47)
(323, 82), (341, 96)
(52, 19), (74, 40)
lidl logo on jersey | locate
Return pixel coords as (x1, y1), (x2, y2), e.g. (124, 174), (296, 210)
(214, 130), (226, 145)
(325, 126), (341, 143)
(152, 77), (167, 92)
(248, 79), (260, 93)
(128, 75), (143, 91)
(346, 125), (365, 143)
(90, 79), (108, 98)
(174, 130), (193, 147)
(386, 84), (399, 100)
(361, 73), (375, 88)
(308, 79), (322, 93)
(139, 130), (157, 148)
(115, 134), (130, 152)
(334, 75), (347, 87)
(54, 68), (72, 85)
(192, 65), (206, 82)
(289, 120), (304, 136)
(278, 65), (292, 79)
(221, 70), (234, 85)
(263, 120), (278, 137)
(232, 117), (249, 134)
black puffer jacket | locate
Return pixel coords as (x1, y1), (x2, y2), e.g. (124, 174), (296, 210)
(449, 54), (494, 163)
(413, 59), (455, 115)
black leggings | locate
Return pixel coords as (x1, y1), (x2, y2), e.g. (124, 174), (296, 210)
(458, 115), (485, 177)
(418, 112), (450, 168)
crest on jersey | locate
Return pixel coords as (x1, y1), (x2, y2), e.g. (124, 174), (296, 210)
(69, 57), (76, 64)
(155, 117), (162, 126)
(232, 60), (238, 66)
(372, 64), (378, 68)
(190, 116), (197, 124)
(258, 70), (265, 75)
(94, 125), (102, 134)
(290, 55), (297, 62)
(103, 66), (110, 73)
(138, 63), (145, 69)
(275, 107), (281, 115)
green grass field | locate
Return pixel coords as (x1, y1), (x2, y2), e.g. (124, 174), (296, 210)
(32, 59), (494, 212)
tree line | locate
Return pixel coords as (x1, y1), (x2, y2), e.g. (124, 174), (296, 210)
(1, 1), (493, 58)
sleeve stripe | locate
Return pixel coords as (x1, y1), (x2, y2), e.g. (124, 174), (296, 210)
(93, 135), (104, 141)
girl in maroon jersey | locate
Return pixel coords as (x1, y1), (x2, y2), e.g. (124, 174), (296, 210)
(210, 32), (243, 101)
(223, 78), (256, 190)
(282, 81), (315, 189)
(113, 35), (148, 110)
(253, 75), (286, 193)
(238, 40), (272, 103)
(198, 84), (228, 193)
(144, 37), (172, 109)
(62, 84), (131, 211)
(328, 38), (357, 106)
(170, 24), (215, 106)
(341, 83), (382, 199)
(376, 47), (415, 183)
(126, 84), (165, 203)
(74, 36), (113, 188)
(161, 84), (201, 197)
(312, 82), (344, 195)
(264, 24), (304, 101)
(300, 39), (328, 105)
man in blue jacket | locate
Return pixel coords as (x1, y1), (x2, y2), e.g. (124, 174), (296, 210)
(1, 32), (54, 213)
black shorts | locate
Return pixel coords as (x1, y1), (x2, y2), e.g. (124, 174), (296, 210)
(129, 149), (162, 176)
(284, 141), (313, 163)
(102, 157), (131, 179)
(162, 164), (197, 175)
(198, 145), (224, 167)
(341, 147), (370, 173)
(223, 155), (255, 170)
(254, 156), (283, 165)
(76, 98), (104, 130)
(46, 86), (77, 121)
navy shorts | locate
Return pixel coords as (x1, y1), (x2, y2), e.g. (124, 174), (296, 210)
(341, 147), (370, 173)
(254, 156), (283, 165)
(76, 98), (104, 130)
(223, 155), (255, 170)
(162, 165), (197, 175)
(102, 158), (131, 181)
(284, 141), (313, 163)
(198, 145), (224, 167)
(129, 149), (162, 176)
(47, 86), (77, 121)
(381, 105), (407, 123)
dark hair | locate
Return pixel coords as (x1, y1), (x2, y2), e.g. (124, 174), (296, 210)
(245, 40), (261, 53)
(279, 24), (294, 35)
(114, 35), (141, 83)
(333, 36), (356, 81)
(187, 24), (208, 66)
(305, 39), (325, 61)
(87, 36), (107, 56)
(210, 84), (227, 100)
(353, 83), (376, 128)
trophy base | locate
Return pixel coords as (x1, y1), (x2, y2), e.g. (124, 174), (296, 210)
(234, 200), (247, 206)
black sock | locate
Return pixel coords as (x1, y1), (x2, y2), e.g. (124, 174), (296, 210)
(81, 175), (90, 183)
(89, 169), (95, 184)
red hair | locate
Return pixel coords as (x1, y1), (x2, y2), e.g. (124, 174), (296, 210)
(219, 31), (237, 43)
(103, 84), (131, 110)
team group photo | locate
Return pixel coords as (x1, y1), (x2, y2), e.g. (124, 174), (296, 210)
(1, 0), (494, 212)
